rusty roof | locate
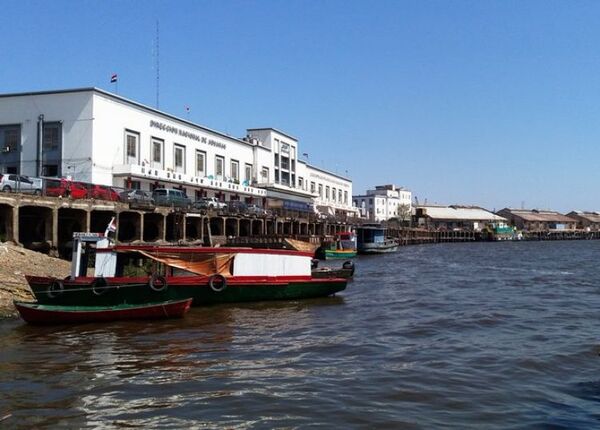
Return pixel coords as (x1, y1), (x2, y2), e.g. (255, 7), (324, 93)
(567, 211), (600, 223)
(501, 209), (575, 223)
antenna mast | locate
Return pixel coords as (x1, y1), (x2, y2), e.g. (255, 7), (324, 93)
(155, 20), (160, 109)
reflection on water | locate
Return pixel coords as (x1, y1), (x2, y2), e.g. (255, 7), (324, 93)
(2, 241), (600, 428)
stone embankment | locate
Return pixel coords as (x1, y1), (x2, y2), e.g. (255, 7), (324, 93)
(0, 243), (70, 318)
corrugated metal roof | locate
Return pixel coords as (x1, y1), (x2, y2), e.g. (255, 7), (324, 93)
(504, 210), (575, 223)
(568, 211), (600, 223)
(420, 206), (506, 221)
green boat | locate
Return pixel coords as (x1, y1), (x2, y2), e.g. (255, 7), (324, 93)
(316, 231), (357, 260)
(27, 233), (347, 307)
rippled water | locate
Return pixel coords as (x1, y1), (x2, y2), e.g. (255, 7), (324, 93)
(1, 241), (600, 429)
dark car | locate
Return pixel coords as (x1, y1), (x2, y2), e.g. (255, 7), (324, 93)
(226, 200), (247, 214)
(246, 204), (269, 217)
(152, 188), (191, 208)
(119, 189), (155, 205)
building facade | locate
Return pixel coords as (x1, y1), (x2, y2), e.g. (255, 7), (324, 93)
(415, 205), (507, 231)
(353, 184), (412, 222)
(0, 88), (354, 216)
(566, 211), (600, 231)
(496, 208), (577, 231)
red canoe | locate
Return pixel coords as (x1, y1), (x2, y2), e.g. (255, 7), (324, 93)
(14, 298), (193, 324)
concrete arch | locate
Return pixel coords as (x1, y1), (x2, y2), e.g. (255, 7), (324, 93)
(225, 218), (239, 237)
(239, 219), (251, 237)
(144, 213), (164, 242)
(210, 217), (224, 236)
(251, 219), (263, 236)
(0, 204), (15, 242)
(19, 205), (52, 250)
(91, 210), (116, 234)
(118, 212), (141, 242)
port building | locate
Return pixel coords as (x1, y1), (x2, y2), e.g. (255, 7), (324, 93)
(496, 208), (577, 231)
(0, 88), (354, 217)
(352, 184), (412, 222)
(566, 211), (600, 231)
(414, 205), (507, 231)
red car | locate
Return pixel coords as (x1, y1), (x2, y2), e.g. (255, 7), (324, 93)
(45, 179), (88, 199)
(90, 185), (120, 201)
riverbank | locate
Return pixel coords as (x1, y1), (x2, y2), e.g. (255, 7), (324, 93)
(0, 243), (70, 318)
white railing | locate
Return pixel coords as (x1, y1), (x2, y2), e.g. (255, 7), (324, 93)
(113, 164), (267, 197)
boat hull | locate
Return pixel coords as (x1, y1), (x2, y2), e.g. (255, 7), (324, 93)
(323, 249), (357, 260)
(26, 276), (347, 307)
(358, 243), (399, 254)
(14, 299), (192, 324)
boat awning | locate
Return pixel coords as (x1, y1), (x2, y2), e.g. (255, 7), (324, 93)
(137, 251), (234, 276)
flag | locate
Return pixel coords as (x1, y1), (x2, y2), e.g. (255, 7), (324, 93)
(110, 73), (118, 83)
(104, 217), (117, 236)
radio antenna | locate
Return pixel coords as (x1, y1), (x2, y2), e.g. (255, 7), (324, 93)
(155, 20), (160, 109)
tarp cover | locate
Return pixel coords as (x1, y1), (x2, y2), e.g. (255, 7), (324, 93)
(137, 251), (235, 276)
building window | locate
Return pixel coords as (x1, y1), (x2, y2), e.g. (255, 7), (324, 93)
(325, 186), (330, 200)
(43, 123), (61, 150)
(43, 164), (58, 176)
(344, 191), (348, 204)
(245, 163), (252, 183)
(124, 130), (139, 164)
(280, 156), (289, 170)
(311, 182), (316, 193)
(0, 125), (19, 153)
(291, 159), (295, 172)
(274, 169), (279, 182)
(230, 159), (239, 182)
(174, 144), (185, 173)
(196, 150), (206, 176)
(298, 177), (303, 189)
(332, 188), (336, 202)
(151, 137), (164, 169)
(318, 184), (323, 197)
(339, 190), (343, 203)
(215, 155), (225, 179)
(274, 153), (279, 167)
(261, 166), (269, 181)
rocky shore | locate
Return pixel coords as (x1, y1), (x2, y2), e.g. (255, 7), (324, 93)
(0, 243), (70, 318)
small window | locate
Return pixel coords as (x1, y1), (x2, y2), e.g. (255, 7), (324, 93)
(215, 156), (225, 178)
(174, 144), (185, 173)
(196, 150), (206, 176)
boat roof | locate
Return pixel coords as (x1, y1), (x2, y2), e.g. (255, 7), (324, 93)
(101, 245), (315, 258)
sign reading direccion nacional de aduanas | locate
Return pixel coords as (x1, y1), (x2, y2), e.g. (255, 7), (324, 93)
(150, 120), (227, 150)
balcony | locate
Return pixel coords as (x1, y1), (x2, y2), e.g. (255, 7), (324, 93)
(113, 164), (267, 197)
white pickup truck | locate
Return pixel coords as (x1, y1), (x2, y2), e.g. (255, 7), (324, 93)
(0, 174), (43, 194)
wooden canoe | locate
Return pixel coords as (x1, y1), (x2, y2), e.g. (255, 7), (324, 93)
(13, 298), (193, 324)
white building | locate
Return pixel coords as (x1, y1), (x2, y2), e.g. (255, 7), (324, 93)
(0, 88), (354, 216)
(353, 184), (412, 222)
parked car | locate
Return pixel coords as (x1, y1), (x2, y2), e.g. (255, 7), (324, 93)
(0, 174), (43, 194)
(226, 200), (248, 214)
(119, 189), (154, 205)
(44, 178), (88, 199)
(90, 184), (120, 201)
(152, 188), (191, 208)
(193, 197), (227, 210)
(246, 204), (269, 216)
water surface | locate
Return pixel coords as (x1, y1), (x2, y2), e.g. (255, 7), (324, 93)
(1, 241), (600, 428)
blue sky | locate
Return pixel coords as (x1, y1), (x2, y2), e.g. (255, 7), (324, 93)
(1, 0), (599, 211)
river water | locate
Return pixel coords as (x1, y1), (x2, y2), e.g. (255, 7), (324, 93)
(1, 241), (600, 429)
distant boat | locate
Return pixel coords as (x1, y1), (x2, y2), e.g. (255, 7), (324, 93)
(14, 298), (193, 325)
(316, 231), (357, 260)
(356, 223), (399, 254)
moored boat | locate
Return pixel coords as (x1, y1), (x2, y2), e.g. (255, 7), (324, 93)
(26, 233), (347, 307)
(316, 231), (357, 260)
(311, 260), (355, 279)
(356, 223), (399, 254)
(14, 298), (193, 324)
